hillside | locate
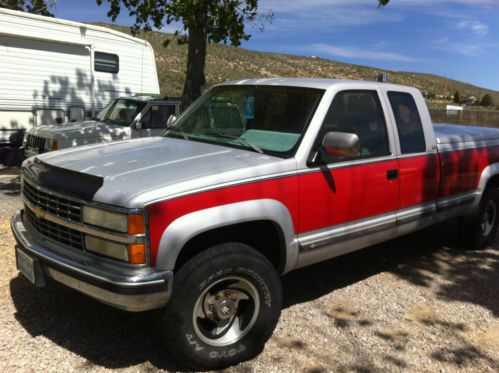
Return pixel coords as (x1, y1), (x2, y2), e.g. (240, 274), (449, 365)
(98, 24), (499, 105)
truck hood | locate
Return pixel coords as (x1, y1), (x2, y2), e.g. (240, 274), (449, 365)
(34, 137), (296, 208)
(29, 120), (130, 140)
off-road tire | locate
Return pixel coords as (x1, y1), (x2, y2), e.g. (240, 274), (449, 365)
(159, 243), (282, 370)
(458, 186), (498, 250)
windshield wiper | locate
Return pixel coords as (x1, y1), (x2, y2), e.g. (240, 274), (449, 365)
(206, 131), (263, 154)
(166, 127), (190, 140)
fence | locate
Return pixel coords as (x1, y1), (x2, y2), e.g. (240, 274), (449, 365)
(430, 109), (499, 128)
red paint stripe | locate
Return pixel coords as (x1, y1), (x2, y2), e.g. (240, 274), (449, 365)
(147, 146), (499, 266)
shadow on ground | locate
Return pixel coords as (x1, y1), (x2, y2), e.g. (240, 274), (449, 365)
(282, 220), (498, 317)
(0, 166), (21, 196)
(9, 220), (498, 370)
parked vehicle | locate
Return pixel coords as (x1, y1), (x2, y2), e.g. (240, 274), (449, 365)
(0, 8), (159, 144)
(11, 79), (499, 369)
(23, 96), (181, 157)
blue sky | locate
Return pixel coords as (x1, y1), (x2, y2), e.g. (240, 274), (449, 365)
(53, 0), (499, 91)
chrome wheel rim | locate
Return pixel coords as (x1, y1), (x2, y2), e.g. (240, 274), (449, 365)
(192, 276), (260, 347)
(481, 200), (497, 236)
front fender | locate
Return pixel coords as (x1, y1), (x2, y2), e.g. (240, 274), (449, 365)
(155, 199), (299, 274)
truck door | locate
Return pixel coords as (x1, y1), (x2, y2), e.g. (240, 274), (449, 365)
(386, 91), (440, 224)
(298, 89), (399, 251)
(138, 104), (178, 137)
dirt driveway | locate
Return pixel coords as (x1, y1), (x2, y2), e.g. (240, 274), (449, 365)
(0, 166), (497, 372)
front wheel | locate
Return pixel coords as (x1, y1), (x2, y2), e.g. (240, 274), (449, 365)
(159, 243), (282, 370)
(459, 186), (498, 250)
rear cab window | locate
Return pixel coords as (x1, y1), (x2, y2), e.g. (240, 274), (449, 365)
(387, 91), (426, 154)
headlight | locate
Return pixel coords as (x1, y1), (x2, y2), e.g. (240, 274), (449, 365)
(83, 206), (128, 232)
(85, 235), (129, 261)
(82, 206), (147, 264)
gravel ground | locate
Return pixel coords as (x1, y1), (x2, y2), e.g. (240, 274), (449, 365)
(0, 165), (497, 372)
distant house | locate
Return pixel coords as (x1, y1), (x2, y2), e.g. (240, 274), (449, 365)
(462, 96), (478, 105)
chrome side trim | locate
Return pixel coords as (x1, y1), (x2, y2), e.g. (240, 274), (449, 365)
(396, 203), (436, 224)
(396, 150), (438, 160)
(23, 197), (145, 244)
(303, 155), (396, 174)
(436, 190), (479, 211)
(295, 198), (472, 270)
(298, 212), (396, 252)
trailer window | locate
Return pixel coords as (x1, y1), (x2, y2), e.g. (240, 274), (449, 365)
(94, 52), (119, 73)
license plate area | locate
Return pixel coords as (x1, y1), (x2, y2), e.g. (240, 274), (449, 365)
(16, 249), (45, 287)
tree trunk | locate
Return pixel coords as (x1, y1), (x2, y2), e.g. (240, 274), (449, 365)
(182, 21), (208, 110)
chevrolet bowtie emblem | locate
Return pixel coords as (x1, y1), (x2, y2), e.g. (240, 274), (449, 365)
(33, 207), (45, 219)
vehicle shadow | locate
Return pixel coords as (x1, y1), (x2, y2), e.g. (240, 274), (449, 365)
(9, 220), (498, 370)
(0, 167), (21, 196)
(9, 275), (182, 371)
(282, 220), (498, 317)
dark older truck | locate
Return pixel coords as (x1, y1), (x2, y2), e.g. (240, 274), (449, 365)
(11, 79), (499, 369)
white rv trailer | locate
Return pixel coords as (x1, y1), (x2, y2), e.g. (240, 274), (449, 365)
(0, 8), (160, 144)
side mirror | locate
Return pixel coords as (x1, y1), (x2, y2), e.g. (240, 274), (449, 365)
(321, 131), (360, 158)
(135, 121), (142, 130)
(166, 115), (177, 127)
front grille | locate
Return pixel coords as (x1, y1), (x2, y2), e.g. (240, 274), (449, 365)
(23, 180), (82, 222)
(25, 207), (84, 250)
(25, 134), (46, 152)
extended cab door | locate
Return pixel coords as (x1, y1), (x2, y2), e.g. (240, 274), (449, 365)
(298, 89), (399, 255)
(385, 90), (440, 224)
(137, 104), (178, 137)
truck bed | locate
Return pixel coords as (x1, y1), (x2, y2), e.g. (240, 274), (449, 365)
(434, 123), (499, 144)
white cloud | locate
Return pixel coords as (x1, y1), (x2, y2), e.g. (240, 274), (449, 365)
(456, 20), (489, 36)
(432, 37), (485, 56)
(309, 43), (416, 62)
(257, 0), (403, 31)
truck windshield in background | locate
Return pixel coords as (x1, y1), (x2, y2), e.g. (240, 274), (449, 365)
(165, 86), (324, 157)
(97, 99), (147, 126)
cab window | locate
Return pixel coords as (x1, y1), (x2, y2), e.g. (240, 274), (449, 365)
(388, 92), (426, 154)
(317, 90), (390, 163)
(141, 105), (177, 129)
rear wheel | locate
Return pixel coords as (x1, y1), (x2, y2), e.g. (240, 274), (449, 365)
(459, 186), (498, 250)
(159, 243), (282, 370)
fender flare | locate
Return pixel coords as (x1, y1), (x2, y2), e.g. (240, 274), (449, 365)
(470, 162), (499, 209)
(154, 199), (299, 273)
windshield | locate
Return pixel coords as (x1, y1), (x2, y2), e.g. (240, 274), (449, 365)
(96, 99), (146, 126)
(164, 85), (324, 157)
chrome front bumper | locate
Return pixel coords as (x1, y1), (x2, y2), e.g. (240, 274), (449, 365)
(11, 210), (172, 312)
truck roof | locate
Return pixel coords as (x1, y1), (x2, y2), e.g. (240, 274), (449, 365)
(120, 96), (181, 103)
(218, 78), (417, 92)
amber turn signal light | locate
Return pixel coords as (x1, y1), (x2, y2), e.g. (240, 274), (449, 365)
(128, 214), (145, 235)
(128, 243), (146, 264)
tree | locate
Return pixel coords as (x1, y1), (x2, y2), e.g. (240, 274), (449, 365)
(97, 1), (389, 108)
(480, 94), (494, 107)
(0, 0), (54, 16)
(453, 90), (461, 104)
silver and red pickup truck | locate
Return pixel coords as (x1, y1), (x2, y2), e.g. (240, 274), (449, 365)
(11, 79), (499, 369)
